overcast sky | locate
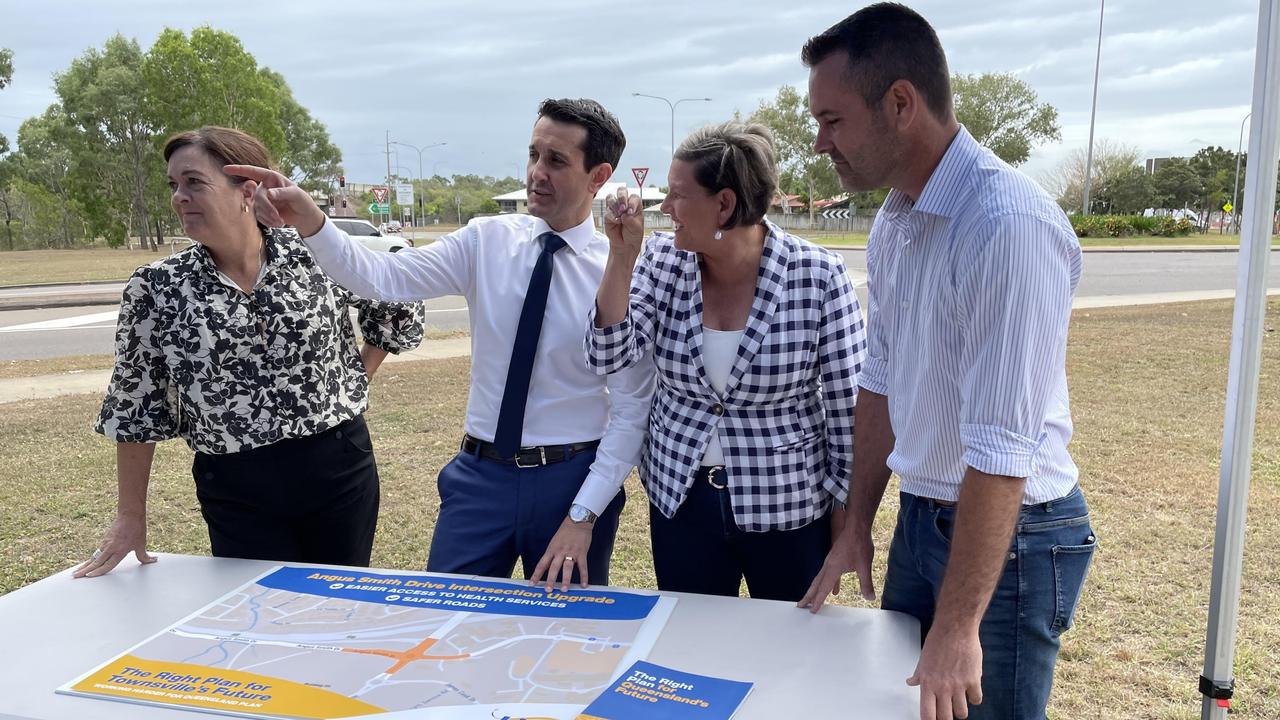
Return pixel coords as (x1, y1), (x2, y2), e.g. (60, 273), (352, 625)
(0, 0), (1263, 190)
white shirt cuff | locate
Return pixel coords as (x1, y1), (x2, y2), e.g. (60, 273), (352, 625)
(572, 469), (623, 517)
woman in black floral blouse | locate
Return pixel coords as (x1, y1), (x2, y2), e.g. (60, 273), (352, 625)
(75, 127), (424, 577)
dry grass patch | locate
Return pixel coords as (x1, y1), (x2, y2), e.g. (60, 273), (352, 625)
(1053, 299), (1280, 718)
(0, 299), (1277, 717)
(0, 247), (174, 286)
(0, 354), (114, 380)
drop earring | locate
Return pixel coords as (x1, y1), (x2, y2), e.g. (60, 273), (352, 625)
(713, 229), (723, 240)
(242, 204), (249, 214)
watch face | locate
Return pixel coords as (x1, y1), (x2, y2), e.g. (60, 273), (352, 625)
(570, 505), (589, 522)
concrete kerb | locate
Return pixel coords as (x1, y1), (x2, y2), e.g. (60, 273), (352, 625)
(0, 294), (124, 312)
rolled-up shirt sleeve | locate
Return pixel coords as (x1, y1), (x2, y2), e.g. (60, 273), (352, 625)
(95, 269), (179, 444)
(956, 215), (1077, 479)
(816, 257), (866, 505)
(585, 238), (661, 375)
(352, 298), (426, 354)
(857, 224), (890, 396)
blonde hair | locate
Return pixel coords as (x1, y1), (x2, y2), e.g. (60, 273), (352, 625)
(674, 122), (779, 229)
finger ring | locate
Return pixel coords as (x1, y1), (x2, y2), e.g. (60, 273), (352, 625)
(563, 556), (574, 563)
(90, 548), (103, 561)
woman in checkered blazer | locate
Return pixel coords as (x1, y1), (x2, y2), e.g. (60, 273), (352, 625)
(588, 122), (867, 601)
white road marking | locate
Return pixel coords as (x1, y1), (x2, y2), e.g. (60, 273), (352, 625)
(0, 310), (120, 332)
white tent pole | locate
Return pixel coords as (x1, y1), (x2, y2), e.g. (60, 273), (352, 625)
(1200, 1), (1280, 717)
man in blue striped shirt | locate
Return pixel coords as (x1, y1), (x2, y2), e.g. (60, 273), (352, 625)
(797, 5), (1097, 720)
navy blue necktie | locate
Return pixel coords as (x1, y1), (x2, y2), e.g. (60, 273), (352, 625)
(493, 232), (567, 458)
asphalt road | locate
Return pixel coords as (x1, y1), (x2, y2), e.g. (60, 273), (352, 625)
(1, 249), (1277, 362)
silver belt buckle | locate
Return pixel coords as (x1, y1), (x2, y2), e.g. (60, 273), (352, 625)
(706, 466), (727, 489)
(516, 446), (547, 468)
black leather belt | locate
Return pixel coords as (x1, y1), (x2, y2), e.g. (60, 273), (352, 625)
(461, 434), (600, 468)
(695, 465), (729, 489)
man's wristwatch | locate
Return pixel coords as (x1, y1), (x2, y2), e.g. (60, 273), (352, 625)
(568, 503), (598, 525)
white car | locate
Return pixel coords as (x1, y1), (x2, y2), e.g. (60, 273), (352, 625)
(331, 219), (414, 253)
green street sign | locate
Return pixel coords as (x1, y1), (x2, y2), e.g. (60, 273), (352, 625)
(368, 202), (390, 214)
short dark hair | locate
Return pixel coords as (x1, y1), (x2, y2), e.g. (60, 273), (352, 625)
(163, 126), (275, 184)
(801, 3), (953, 121)
(675, 122), (778, 230)
(537, 98), (626, 172)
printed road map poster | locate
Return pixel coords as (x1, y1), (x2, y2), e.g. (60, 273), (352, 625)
(58, 565), (676, 719)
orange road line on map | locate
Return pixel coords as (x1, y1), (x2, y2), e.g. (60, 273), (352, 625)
(343, 637), (471, 674)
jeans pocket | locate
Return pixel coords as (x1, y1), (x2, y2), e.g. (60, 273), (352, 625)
(930, 509), (954, 547)
(1051, 532), (1097, 635)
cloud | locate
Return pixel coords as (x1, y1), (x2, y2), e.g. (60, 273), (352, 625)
(0, 0), (1265, 187)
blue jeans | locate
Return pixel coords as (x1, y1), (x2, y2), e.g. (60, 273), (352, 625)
(882, 486), (1096, 720)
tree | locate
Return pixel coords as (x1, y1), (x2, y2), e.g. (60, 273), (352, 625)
(143, 27), (286, 158)
(54, 35), (163, 248)
(1099, 165), (1154, 215)
(0, 48), (13, 248)
(1041, 140), (1140, 213)
(952, 73), (1060, 166)
(14, 109), (87, 248)
(1151, 158), (1203, 211)
(0, 48), (12, 155)
(5, 28), (342, 250)
(0, 155), (21, 249)
(747, 85), (840, 221)
(0, 48), (12, 89)
(1223, 153), (1280, 229)
(1189, 146), (1237, 232)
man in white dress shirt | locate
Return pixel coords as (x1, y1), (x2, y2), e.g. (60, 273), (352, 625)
(230, 99), (653, 591)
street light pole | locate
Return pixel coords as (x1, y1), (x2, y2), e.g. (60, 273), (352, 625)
(1231, 112), (1252, 234)
(384, 131), (393, 225)
(632, 93), (712, 159)
(1082, 0), (1106, 216)
(390, 140), (446, 226)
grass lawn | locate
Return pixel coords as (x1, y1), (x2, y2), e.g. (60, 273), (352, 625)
(1, 299), (1278, 717)
(0, 247), (171, 286)
(0, 354), (114, 380)
(1078, 233), (1280, 248)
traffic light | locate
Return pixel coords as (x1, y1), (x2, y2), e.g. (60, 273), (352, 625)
(339, 175), (346, 188)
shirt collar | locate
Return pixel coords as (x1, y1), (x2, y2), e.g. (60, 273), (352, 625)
(192, 228), (285, 287)
(882, 125), (981, 221)
(529, 213), (596, 254)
